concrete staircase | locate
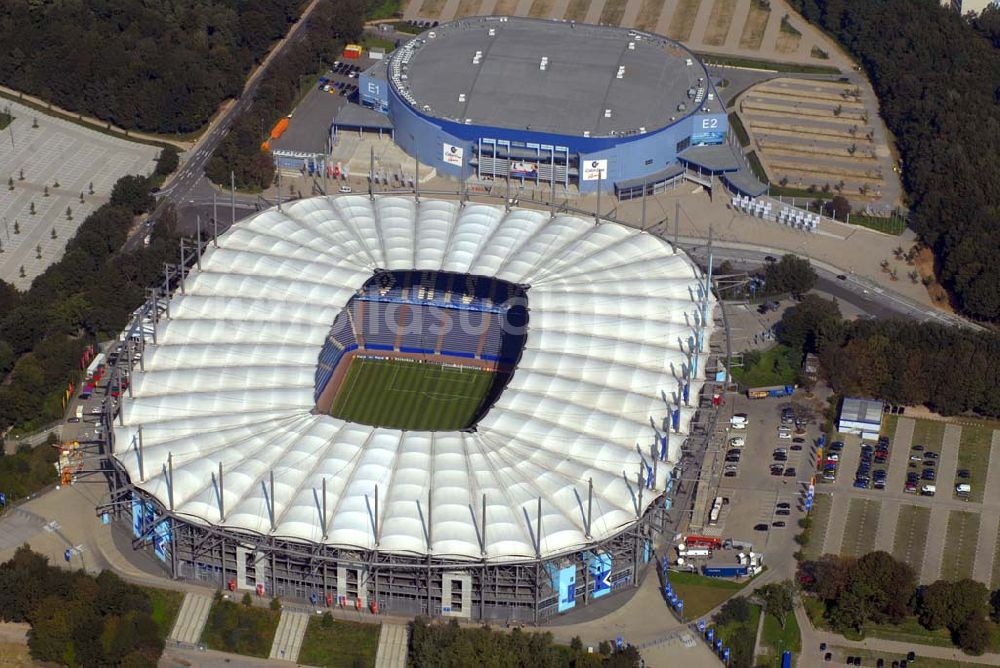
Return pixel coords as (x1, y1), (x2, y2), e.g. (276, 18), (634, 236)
(168, 592), (213, 646)
(374, 623), (408, 668)
(269, 609), (310, 662)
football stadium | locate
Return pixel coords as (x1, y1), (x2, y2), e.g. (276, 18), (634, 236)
(107, 195), (716, 622)
(355, 16), (731, 197)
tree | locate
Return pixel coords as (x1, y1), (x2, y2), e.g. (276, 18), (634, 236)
(826, 195), (851, 220)
(757, 581), (795, 627)
(715, 595), (753, 626)
(777, 294), (843, 358)
(956, 613), (991, 655)
(109, 175), (154, 214)
(763, 254), (817, 298)
(154, 146), (179, 177)
(241, 592), (253, 607)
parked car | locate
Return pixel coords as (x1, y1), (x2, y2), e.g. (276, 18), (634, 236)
(754, 523), (769, 531)
(776, 502), (791, 509)
(772, 521), (786, 527)
(783, 468), (796, 477)
(776, 508), (791, 516)
(729, 437), (745, 448)
(925, 451), (938, 459)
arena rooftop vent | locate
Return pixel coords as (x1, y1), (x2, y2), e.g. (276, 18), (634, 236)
(114, 195), (714, 568)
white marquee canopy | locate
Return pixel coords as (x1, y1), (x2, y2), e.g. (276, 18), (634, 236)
(115, 196), (714, 562)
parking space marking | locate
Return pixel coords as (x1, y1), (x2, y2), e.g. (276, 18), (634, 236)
(936, 423), (961, 497)
(920, 506), (949, 583)
(942, 510), (980, 581)
(886, 417), (913, 495)
(873, 499), (899, 553)
(822, 490), (850, 556)
(892, 504), (930, 573)
(840, 497), (881, 557)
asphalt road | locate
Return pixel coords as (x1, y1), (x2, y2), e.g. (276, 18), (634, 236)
(680, 242), (967, 327)
(125, 0), (322, 252)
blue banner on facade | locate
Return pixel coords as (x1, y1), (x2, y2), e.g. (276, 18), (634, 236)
(557, 565), (576, 612)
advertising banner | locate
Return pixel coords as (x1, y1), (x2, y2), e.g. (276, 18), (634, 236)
(510, 161), (538, 178)
(557, 565), (577, 612)
(590, 553), (612, 598)
(581, 159), (607, 181)
(153, 521), (171, 562)
(442, 143), (464, 166)
(132, 497), (143, 538)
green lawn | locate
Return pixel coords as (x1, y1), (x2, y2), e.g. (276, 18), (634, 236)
(714, 602), (762, 668)
(201, 600), (280, 658)
(941, 511), (980, 581)
(298, 616), (381, 668)
(731, 344), (798, 389)
(910, 418), (946, 451)
(955, 424), (993, 502)
(142, 587), (184, 640)
(848, 213), (908, 236)
(367, 0), (401, 20)
(758, 610), (801, 666)
(830, 645), (984, 668)
(668, 570), (749, 620)
(330, 357), (495, 430)
(696, 52), (842, 75)
(881, 414), (899, 440)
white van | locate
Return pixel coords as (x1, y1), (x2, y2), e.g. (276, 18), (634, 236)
(956, 483), (972, 497)
(921, 484), (936, 496)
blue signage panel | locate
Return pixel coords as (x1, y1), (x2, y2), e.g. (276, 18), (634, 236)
(557, 565), (577, 612)
(590, 553), (612, 598)
(153, 520), (171, 562)
(132, 497), (144, 538)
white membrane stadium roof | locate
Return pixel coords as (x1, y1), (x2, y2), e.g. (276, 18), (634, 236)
(115, 196), (715, 562)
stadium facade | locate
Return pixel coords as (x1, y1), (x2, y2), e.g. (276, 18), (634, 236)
(359, 17), (728, 196)
(105, 195), (717, 622)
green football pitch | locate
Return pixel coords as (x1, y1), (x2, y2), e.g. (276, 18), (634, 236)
(329, 357), (496, 431)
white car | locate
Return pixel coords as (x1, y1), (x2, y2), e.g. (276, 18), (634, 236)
(338, 185), (353, 194)
(729, 437), (745, 448)
(777, 429), (792, 440)
(730, 421), (746, 430)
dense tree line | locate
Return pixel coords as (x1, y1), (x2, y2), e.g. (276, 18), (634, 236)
(801, 552), (995, 654)
(0, 1), (304, 133)
(408, 618), (639, 668)
(0, 161), (181, 434)
(0, 547), (165, 666)
(777, 295), (1000, 417)
(786, 0), (1000, 320)
(206, 0), (368, 190)
(0, 438), (58, 502)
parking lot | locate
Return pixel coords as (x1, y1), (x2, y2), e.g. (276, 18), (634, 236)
(805, 416), (1000, 585)
(704, 391), (823, 575)
(0, 99), (157, 288)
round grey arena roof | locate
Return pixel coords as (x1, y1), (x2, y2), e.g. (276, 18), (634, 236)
(389, 16), (714, 138)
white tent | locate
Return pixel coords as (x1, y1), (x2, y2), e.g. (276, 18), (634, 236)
(115, 195), (715, 562)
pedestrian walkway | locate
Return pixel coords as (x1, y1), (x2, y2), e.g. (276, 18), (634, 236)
(269, 609), (310, 662)
(374, 623), (408, 668)
(169, 592), (213, 646)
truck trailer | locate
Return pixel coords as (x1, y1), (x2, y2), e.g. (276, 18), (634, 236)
(701, 565), (749, 578)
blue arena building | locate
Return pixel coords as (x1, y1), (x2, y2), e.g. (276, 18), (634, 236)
(359, 16), (729, 196)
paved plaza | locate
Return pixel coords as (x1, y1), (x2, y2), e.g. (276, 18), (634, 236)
(0, 99), (157, 288)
